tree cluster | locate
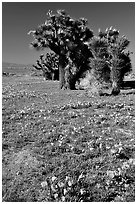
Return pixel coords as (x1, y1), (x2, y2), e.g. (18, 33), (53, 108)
(32, 53), (59, 80)
(29, 9), (132, 95)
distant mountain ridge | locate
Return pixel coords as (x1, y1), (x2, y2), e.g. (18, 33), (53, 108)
(2, 62), (134, 80)
(2, 62), (33, 69)
(2, 62), (34, 76)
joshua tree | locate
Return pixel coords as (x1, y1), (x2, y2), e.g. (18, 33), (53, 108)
(89, 27), (132, 95)
(28, 9), (94, 89)
(33, 53), (59, 80)
(99, 27), (132, 95)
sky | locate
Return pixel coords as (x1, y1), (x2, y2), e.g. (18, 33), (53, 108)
(2, 2), (135, 69)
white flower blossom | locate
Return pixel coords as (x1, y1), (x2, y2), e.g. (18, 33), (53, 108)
(61, 196), (65, 201)
(107, 170), (115, 178)
(41, 181), (48, 188)
(52, 176), (57, 182)
(64, 188), (67, 195)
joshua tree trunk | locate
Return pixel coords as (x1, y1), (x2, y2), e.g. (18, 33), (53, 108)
(54, 69), (59, 80)
(68, 78), (76, 90)
(59, 55), (66, 89)
(51, 72), (55, 80)
(110, 65), (121, 95)
(59, 55), (76, 90)
(42, 69), (49, 80)
(111, 81), (120, 95)
(64, 64), (76, 90)
(70, 62), (90, 90)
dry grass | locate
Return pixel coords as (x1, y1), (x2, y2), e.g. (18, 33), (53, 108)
(2, 75), (135, 202)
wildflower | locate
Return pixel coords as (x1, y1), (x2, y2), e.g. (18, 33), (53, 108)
(41, 181), (48, 188)
(51, 184), (57, 192)
(80, 189), (86, 195)
(61, 196), (65, 201)
(64, 188), (67, 195)
(96, 183), (101, 188)
(117, 167), (122, 175)
(118, 147), (123, 153)
(78, 173), (84, 181)
(68, 180), (73, 186)
(107, 170), (115, 178)
(58, 181), (64, 188)
(54, 193), (58, 198)
(111, 149), (117, 154)
(125, 184), (129, 188)
(106, 180), (110, 186)
(65, 176), (70, 181)
(106, 145), (110, 149)
(122, 162), (130, 169)
(52, 176), (57, 182)
(128, 158), (135, 165)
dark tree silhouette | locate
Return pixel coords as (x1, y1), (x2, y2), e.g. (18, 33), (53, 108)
(29, 9), (94, 89)
(33, 53), (59, 80)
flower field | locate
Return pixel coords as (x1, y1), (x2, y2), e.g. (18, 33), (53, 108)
(2, 76), (135, 202)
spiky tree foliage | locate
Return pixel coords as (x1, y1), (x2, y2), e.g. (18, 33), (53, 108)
(33, 53), (59, 80)
(89, 27), (132, 95)
(29, 9), (94, 89)
(99, 27), (132, 95)
(88, 35), (111, 94)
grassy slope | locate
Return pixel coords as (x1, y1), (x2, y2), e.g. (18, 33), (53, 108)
(2, 76), (135, 202)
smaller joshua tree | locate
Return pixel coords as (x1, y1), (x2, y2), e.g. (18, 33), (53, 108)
(99, 27), (132, 95)
(32, 53), (59, 80)
(89, 27), (132, 95)
(88, 31), (111, 94)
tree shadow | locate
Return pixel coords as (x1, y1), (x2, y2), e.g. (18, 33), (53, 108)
(121, 80), (135, 89)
